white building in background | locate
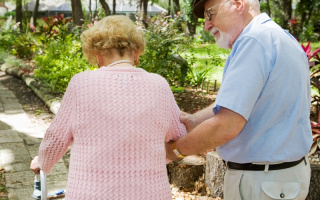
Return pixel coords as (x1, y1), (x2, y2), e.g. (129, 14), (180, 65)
(0, 2), (8, 16)
(292, 0), (300, 10)
(23, 0), (166, 19)
(0, 6), (7, 17)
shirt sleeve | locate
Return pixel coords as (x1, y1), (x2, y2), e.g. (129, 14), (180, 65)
(213, 36), (271, 120)
(38, 77), (76, 173)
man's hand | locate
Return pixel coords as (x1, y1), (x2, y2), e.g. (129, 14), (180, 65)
(180, 112), (198, 132)
(30, 156), (40, 174)
(165, 141), (182, 161)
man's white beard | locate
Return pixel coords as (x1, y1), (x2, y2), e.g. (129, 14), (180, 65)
(211, 28), (232, 49)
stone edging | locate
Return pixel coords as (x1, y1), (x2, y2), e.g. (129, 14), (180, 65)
(0, 64), (61, 115)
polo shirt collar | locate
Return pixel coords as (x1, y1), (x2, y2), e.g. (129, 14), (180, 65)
(232, 13), (271, 48)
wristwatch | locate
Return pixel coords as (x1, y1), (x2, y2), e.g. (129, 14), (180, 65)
(172, 141), (186, 159)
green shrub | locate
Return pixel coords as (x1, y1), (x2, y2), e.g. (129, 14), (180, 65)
(0, 48), (9, 64)
(0, 16), (20, 51)
(3, 55), (27, 68)
(138, 15), (192, 87)
(196, 18), (215, 43)
(11, 33), (39, 59)
(4, 11), (15, 19)
(34, 34), (96, 93)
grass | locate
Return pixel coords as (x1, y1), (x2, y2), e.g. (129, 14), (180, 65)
(311, 42), (320, 50)
(182, 42), (230, 88)
(184, 40), (320, 92)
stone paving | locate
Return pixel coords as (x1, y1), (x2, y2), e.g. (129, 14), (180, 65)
(0, 83), (68, 200)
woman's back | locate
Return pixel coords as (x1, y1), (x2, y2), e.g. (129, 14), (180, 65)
(41, 67), (185, 199)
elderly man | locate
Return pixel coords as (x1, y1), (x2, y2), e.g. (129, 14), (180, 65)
(166, 0), (312, 199)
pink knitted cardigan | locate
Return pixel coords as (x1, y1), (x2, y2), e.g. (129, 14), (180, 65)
(38, 67), (186, 199)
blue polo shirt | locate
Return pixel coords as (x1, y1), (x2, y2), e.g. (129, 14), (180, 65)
(214, 13), (312, 163)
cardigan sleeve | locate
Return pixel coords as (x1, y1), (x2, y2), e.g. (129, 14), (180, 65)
(38, 77), (76, 173)
(164, 85), (186, 143)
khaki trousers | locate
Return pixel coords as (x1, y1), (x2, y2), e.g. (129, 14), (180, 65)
(223, 157), (311, 200)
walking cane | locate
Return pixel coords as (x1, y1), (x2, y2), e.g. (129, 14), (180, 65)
(33, 170), (65, 200)
(40, 170), (47, 200)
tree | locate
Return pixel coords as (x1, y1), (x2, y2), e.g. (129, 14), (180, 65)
(260, 0), (271, 16)
(113, 0), (116, 14)
(172, 0), (180, 15)
(297, 0), (318, 29)
(187, 0), (197, 35)
(15, 0), (23, 31)
(140, 0), (149, 23)
(71, 0), (85, 26)
(33, 0), (40, 26)
(99, 0), (111, 15)
(89, 0), (92, 18)
(279, 0), (292, 29)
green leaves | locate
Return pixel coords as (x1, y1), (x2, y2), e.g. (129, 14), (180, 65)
(138, 15), (191, 87)
(34, 35), (96, 93)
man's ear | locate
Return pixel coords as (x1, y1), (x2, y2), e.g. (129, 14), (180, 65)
(234, 0), (245, 14)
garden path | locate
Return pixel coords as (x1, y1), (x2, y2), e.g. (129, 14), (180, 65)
(0, 71), (67, 200)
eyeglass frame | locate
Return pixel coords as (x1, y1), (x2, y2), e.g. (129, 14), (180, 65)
(204, 2), (224, 21)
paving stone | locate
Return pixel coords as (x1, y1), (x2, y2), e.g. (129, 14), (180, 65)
(1, 97), (19, 104)
(28, 148), (40, 160)
(5, 170), (34, 189)
(7, 187), (35, 200)
(0, 143), (31, 165)
(45, 173), (68, 184)
(0, 91), (16, 98)
(0, 105), (4, 113)
(0, 130), (23, 143)
(3, 162), (30, 173)
(4, 108), (25, 114)
(0, 120), (11, 130)
(46, 162), (69, 176)
(18, 133), (42, 146)
(3, 103), (23, 111)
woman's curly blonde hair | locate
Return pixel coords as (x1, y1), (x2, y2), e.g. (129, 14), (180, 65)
(81, 15), (145, 65)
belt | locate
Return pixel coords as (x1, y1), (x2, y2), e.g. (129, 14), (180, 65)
(225, 157), (306, 171)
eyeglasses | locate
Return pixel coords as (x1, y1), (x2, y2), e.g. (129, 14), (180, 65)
(204, 3), (222, 21)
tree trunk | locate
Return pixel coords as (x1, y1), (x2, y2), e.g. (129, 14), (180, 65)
(32, 0), (40, 26)
(140, 0), (148, 22)
(89, 0), (92, 19)
(16, 0), (23, 31)
(187, 0), (197, 36)
(167, 155), (205, 189)
(168, 0), (171, 16)
(280, 0), (292, 29)
(266, 0), (271, 16)
(94, 0), (98, 18)
(71, 0), (84, 26)
(112, 0), (116, 14)
(172, 0), (180, 15)
(205, 151), (226, 198)
(99, 0), (111, 16)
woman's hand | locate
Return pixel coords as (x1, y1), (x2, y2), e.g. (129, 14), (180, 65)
(165, 141), (182, 161)
(180, 112), (197, 132)
(30, 156), (40, 174)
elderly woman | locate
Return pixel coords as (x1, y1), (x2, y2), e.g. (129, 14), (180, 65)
(30, 15), (186, 199)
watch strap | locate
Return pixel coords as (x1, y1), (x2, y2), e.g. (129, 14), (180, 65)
(172, 141), (186, 159)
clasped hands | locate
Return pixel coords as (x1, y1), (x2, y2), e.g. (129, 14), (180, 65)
(165, 111), (197, 161)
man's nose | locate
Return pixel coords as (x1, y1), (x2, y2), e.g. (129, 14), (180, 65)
(204, 19), (213, 31)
